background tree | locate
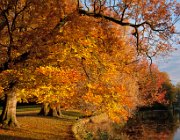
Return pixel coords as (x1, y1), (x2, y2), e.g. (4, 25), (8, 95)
(162, 75), (176, 107)
(137, 61), (168, 106)
(175, 82), (180, 103)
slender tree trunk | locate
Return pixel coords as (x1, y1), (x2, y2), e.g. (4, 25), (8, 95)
(38, 103), (62, 117)
(0, 92), (19, 128)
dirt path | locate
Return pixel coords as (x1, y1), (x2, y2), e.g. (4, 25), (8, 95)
(0, 113), (77, 140)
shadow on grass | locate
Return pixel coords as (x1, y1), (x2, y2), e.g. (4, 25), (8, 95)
(17, 110), (84, 121)
(16, 112), (38, 117)
(0, 135), (36, 140)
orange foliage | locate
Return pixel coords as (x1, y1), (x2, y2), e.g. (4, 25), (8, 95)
(136, 60), (168, 106)
(0, 0), (178, 124)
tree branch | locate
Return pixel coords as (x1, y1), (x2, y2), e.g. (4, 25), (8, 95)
(78, 9), (171, 32)
(0, 15), (69, 72)
(0, 13), (7, 31)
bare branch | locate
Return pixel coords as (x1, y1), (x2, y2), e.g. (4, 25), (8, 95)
(120, 4), (128, 22)
(78, 9), (170, 32)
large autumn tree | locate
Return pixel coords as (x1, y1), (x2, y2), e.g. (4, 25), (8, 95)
(17, 16), (140, 122)
(0, 0), (179, 127)
(0, 0), (71, 127)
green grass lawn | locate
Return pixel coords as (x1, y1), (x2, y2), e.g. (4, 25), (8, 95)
(16, 105), (41, 111)
(0, 105), (41, 114)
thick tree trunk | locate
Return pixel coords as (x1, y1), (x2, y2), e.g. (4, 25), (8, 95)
(38, 103), (62, 117)
(0, 92), (19, 128)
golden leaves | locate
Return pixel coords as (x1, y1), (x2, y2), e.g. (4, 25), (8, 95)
(0, 86), (3, 96)
(36, 66), (82, 84)
(83, 89), (103, 106)
(22, 66), (84, 107)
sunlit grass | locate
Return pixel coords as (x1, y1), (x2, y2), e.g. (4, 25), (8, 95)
(0, 106), (83, 140)
(0, 116), (76, 139)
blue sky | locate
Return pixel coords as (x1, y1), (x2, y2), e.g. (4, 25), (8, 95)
(155, 48), (180, 85)
(155, 0), (180, 85)
(156, 7), (180, 85)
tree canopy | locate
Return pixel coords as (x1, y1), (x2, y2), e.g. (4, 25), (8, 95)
(0, 0), (179, 126)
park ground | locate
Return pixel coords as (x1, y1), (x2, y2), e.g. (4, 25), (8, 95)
(0, 106), (80, 140)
